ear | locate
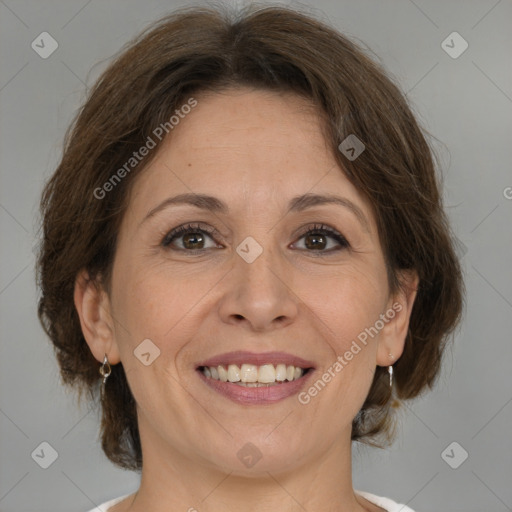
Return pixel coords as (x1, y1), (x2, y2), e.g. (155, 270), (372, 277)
(376, 269), (419, 367)
(73, 269), (121, 365)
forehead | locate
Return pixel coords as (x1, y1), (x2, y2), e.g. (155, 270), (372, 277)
(165, 88), (330, 168)
(125, 88), (375, 228)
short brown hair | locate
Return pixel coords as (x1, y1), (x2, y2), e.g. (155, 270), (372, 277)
(36, 3), (463, 471)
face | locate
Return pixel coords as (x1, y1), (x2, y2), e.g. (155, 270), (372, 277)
(78, 87), (416, 476)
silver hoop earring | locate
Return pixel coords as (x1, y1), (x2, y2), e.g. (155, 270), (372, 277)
(99, 353), (111, 401)
(388, 353), (394, 388)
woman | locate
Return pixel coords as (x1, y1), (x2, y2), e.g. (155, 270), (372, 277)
(36, 4), (463, 512)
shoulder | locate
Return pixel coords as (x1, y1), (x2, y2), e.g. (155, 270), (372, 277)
(356, 490), (417, 512)
(84, 493), (133, 512)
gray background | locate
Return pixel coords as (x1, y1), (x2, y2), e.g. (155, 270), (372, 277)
(1, 0), (511, 511)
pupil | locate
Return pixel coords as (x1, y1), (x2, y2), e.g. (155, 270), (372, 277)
(305, 233), (326, 250)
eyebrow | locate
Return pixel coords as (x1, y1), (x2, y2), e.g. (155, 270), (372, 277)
(141, 192), (370, 232)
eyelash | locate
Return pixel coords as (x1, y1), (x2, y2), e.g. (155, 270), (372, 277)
(161, 222), (350, 256)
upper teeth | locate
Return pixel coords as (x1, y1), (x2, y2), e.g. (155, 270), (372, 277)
(202, 364), (305, 383)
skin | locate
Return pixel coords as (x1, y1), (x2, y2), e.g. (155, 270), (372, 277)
(74, 87), (418, 512)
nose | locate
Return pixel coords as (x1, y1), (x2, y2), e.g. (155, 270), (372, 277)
(217, 241), (299, 332)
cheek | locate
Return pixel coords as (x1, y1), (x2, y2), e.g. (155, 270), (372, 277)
(110, 259), (220, 370)
(302, 264), (388, 348)
(314, 268), (388, 401)
(301, 274), (385, 408)
(109, 267), (189, 416)
(111, 258), (183, 334)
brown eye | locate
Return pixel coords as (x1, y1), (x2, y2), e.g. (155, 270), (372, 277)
(294, 224), (350, 254)
(304, 232), (328, 250)
(181, 232), (206, 250)
(162, 223), (219, 251)
(161, 222), (349, 256)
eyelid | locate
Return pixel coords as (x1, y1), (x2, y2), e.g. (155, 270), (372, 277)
(294, 223), (346, 240)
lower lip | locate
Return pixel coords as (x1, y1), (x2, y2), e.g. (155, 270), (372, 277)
(196, 369), (315, 405)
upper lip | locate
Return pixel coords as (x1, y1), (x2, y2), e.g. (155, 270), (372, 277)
(196, 351), (316, 369)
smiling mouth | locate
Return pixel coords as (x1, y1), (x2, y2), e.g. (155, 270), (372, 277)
(197, 363), (313, 387)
